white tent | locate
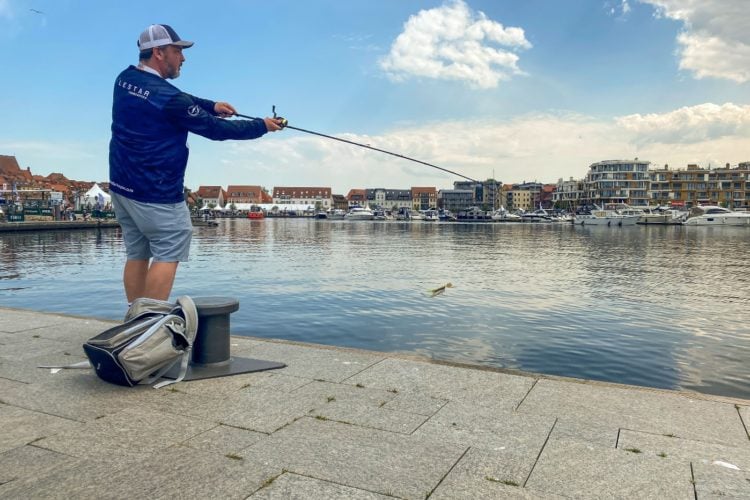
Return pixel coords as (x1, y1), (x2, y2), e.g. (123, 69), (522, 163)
(79, 183), (111, 209)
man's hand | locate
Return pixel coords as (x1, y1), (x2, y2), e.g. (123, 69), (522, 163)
(214, 102), (237, 118)
(263, 117), (286, 132)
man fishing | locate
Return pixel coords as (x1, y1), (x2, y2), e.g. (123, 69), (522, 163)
(109, 24), (286, 304)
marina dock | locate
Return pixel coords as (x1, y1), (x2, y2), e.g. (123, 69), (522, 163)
(0, 220), (120, 232)
(1, 306), (749, 498)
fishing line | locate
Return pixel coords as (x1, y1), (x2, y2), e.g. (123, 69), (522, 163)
(234, 107), (479, 183)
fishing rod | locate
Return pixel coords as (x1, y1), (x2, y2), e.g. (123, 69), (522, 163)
(234, 106), (479, 184)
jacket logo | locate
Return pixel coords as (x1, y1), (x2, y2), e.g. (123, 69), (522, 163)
(188, 105), (200, 117)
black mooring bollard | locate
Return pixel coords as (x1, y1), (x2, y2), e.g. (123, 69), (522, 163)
(164, 296), (285, 381)
(191, 297), (240, 365)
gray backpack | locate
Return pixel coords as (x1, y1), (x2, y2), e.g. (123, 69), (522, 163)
(79, 296), (198, 388)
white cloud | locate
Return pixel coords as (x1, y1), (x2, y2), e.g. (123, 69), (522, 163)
(188, 102), (749, 192)
(617, 103), (750, 145)
(378, 0), (531, 89)
(639, 0), (750, 82)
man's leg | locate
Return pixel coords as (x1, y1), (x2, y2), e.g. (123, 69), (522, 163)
(143, 261), (180, 301)
(123, 259), (149, 303)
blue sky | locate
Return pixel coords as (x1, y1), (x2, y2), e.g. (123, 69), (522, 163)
(1, 0), (748, 193)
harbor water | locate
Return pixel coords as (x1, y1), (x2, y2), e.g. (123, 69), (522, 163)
(1, 218), (748, 399)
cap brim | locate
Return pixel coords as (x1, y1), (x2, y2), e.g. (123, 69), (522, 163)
(173, 40), (194, 48)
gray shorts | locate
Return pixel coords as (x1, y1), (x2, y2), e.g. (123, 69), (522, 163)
(111, 192), (192, 262)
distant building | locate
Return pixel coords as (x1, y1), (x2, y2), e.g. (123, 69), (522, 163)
(504, 182), (542, 211)
(273, 186), (332, 209)
(439, 189), (474, 212)
(346, 188), (367, 207)
(225, 185), (265, 205)
(553, 177), (585, 209)
(366, 188), (411, 210)
(195, 186), (225, 208)
(583, 159), (650, 207)
(332, 194), (348, 211)
(649, 162), (750, 209)
(411, 186), (437, 210)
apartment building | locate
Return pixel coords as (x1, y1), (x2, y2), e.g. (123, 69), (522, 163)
(411, 186), (437, 210)
(366, 188), (411, 210)
(346, 189), (367, 207)
(649, 163), (750, 208)
(225, 185), (268, 205)
(439, 189), (474, 212)
(583, 159), (650, 207)
(553, 177), (585, 209)
(273, 186), (332, 209)
(195, 186), (225, 208)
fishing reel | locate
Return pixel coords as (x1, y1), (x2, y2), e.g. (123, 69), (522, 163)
(272, 105), (288, 128)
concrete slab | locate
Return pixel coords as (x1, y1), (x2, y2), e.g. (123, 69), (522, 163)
(0, 309), (80, 333)
(309, 400), (428, 434)
(345, 358), (535, 410)
(0, 370), (158, 422)
(692, 462), (750, 498)
(249, 472), (394, 499)
(35, 407), (216, 461)
(183, 424), (267, 456)
(0, 351), (89, 384)
(0, 444), (281, 499)
(431, 447), (566, 499)
(231, 340), (384, 382)
(0, 403), (83, 454)
(618, 429), (750, 469)
(525, 436), (694, 499)
(382, 391), (448, 416)
(739, 405), (750, 438)
(293, 379), (397, 408)
(0, 445), (81, 485)
(518, 379), (747, 446)
(173, 371), (311, 398)
(414, 401), (555, 478)
(244, 416), (466, 499)
(141, 385), (320, 433)
(549, 418), (620, 448)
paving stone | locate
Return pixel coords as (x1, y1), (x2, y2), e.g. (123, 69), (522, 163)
(346, 358), (535, 410)
(0, 351), (89, 384)
(414, 401), (556, 456)
(0, 309), (79, 333)
(0, 370), (158, 422)
(525, 436), (694, 499)
(618, 429), (750, 469)
(249, 472), (393, 499)
(550, 418), (620, 448)
(518, 379), (747, 446)
(0, 403), (83, 454)
(141, 385), (320, 433)
(0, 336), (74, 362)
(183, 424), (267, 456)
(35, 407), (216, 461)
(0, 445), (81, 485)
(174, 371), (311, 398)
(310, 400), (428, 434)
(231, 340), (384, 382)
(692, 462), (750, 498)
(739, 405), (750, 437)
(293, 380), (397, 408)
(382, 392), (448, 416)
(431, 447), (566, 499)
(244, 416), (466, 499)
(0, 444), (281, 499)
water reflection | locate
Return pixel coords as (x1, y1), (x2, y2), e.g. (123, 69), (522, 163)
(1, 220), (749, 399)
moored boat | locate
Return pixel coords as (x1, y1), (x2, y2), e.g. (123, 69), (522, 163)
(684, 206), (750, 226)
(344, 206), (375, 220)
(574, 206), (638, 226)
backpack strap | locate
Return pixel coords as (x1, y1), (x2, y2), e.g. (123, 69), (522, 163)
(146, 296), (198, 389)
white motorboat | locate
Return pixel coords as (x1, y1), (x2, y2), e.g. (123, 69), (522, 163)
(574, 206), (639, 226)
(344, 207), (375, 220)
(683, 206), (750, 226)
(421, 209), (439, 221)
(520, 208), (554, 223)
(637, 207), (686, 225)
(491, 208), (522, 222)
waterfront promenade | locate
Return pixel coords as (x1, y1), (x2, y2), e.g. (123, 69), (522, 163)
(1, 306), (749, 499)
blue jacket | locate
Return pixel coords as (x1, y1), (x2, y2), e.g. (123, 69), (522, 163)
(109, 65), (268, 203)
